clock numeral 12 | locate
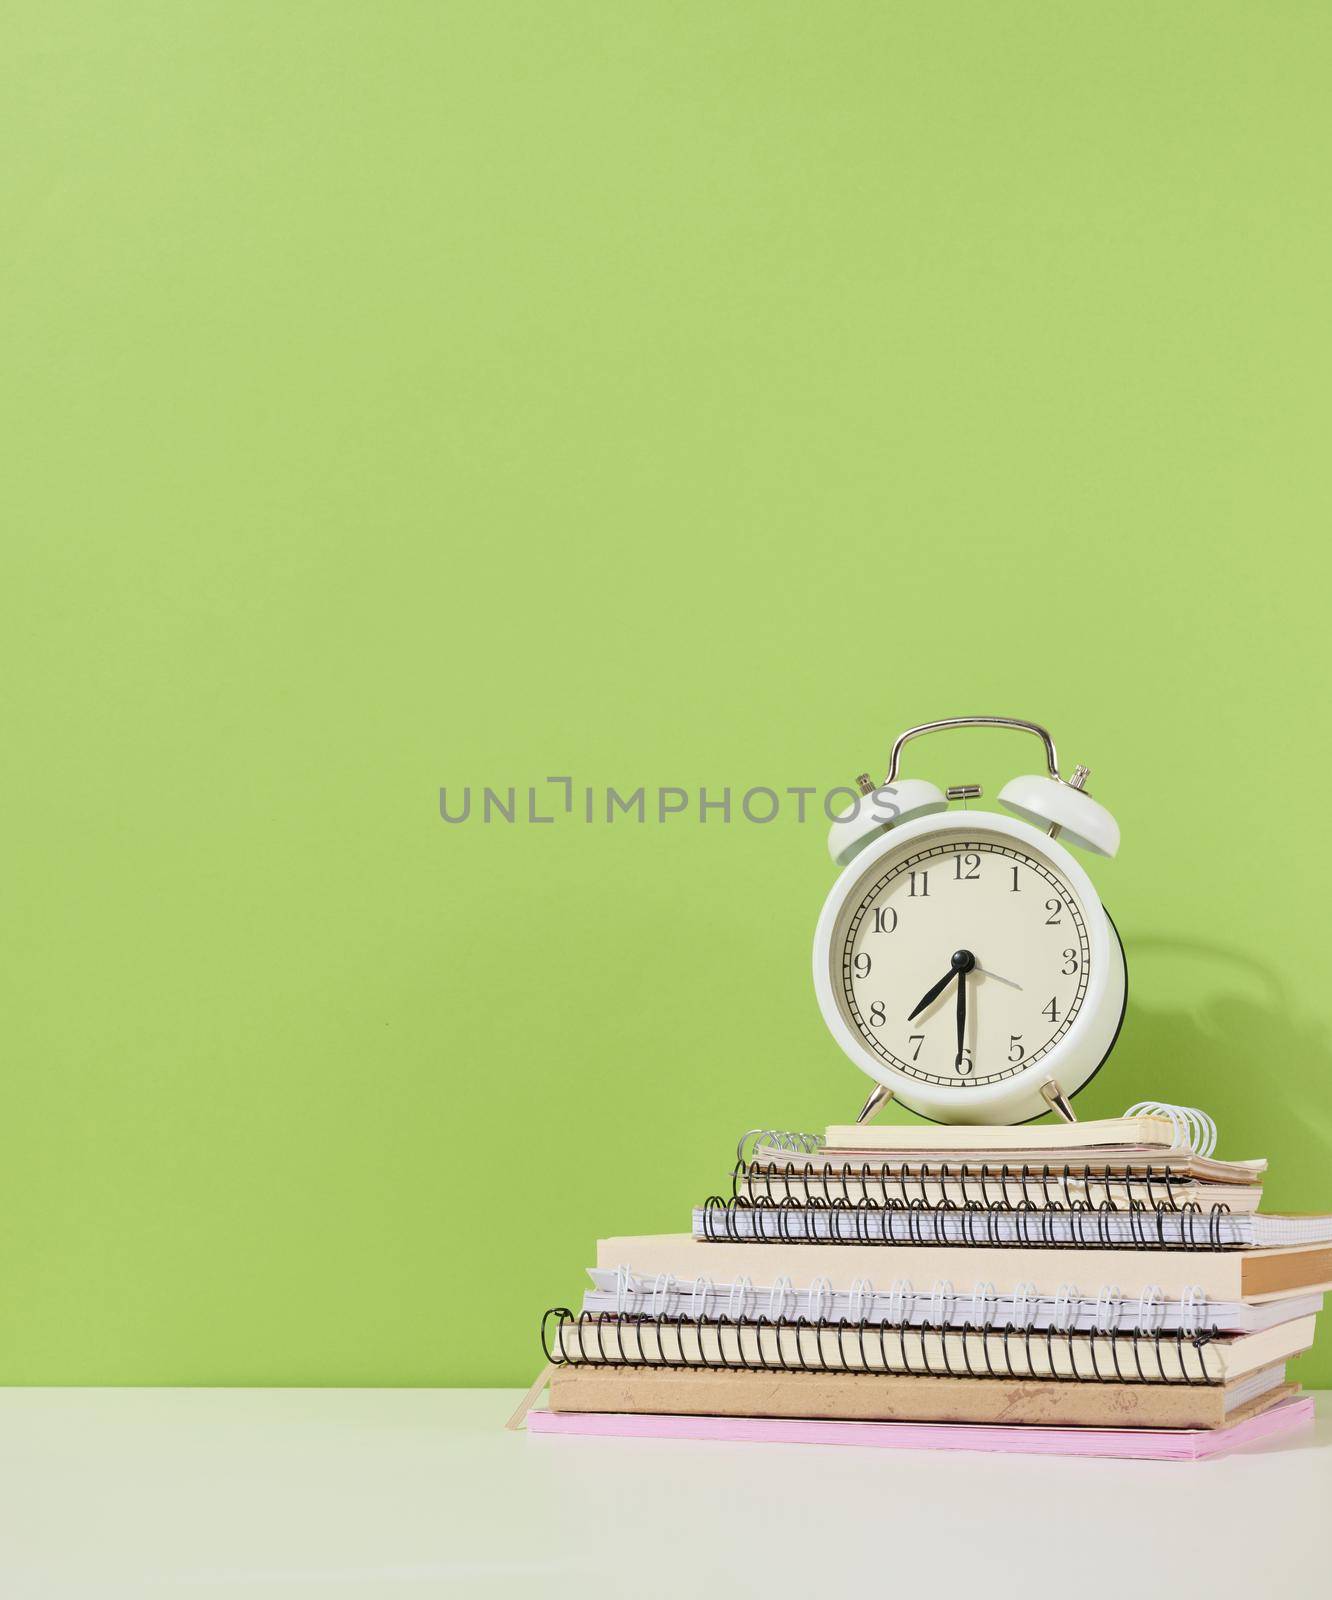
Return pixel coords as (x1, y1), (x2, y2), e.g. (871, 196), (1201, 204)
(954, 853), (980, 881)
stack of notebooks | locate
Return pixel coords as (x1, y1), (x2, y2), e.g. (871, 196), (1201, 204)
(523, 1103), (1329, 1459)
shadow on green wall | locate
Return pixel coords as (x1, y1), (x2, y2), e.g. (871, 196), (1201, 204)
(1111, 937), (1332, 1198)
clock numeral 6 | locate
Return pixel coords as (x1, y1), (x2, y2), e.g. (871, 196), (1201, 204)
(1009, 1034), (1024, 1063)
(869, 1001), (886, 1027)
(908, 1033), (924, 1061)
(1061, 948), (1079, 975)
(872, 907), (898, 934)
(955, 1048), (973, 1075)
(853, 952), (872, 979)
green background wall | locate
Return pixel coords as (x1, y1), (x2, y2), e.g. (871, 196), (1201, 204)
(5, 2), (1331, 1387)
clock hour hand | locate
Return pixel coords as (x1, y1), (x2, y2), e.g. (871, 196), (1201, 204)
(906, 949), (976, 1022)
(906, 967), (958, 1021)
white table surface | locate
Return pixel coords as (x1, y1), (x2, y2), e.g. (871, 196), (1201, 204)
(1, 1388), (1329, 1598)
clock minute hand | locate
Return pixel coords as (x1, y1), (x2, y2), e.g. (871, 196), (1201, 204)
(956, 961), (967, 1068)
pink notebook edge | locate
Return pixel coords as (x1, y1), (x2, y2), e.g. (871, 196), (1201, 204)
(525, 1393), (1316, 1461)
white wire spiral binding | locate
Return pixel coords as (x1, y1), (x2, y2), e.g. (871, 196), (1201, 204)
(601, 1275), (1221, 1333)
(737, 1127), (825, 1163)
(649, 1274), (677, 1316)
(1123, 1101), (1218, 1158)
(766, 1276), (794, 1321)
(1179, 1286), (1208, 1338)
(1094, 1287), (1123, 1333)
(1011, 1283), (1038, 1329)
(887, 1279), (913, 1323)
(1136, 1285), (1166, 1334)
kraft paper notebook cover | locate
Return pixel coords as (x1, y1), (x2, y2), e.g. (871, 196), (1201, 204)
(528, 1393), (1315, 1462)
(820, 1114), (1189, 1153)
(598, 1234), (1332, 1302)
(546, 1364), (1293, 1430)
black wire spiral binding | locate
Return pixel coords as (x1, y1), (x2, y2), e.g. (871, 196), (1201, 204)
(540, 1309), (1222, 1385)
(698, 1193), (1235, 1250)
(733, 1156), (1197, 1211)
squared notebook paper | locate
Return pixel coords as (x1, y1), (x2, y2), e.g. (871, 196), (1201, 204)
(522, 1104), (1328, 1459)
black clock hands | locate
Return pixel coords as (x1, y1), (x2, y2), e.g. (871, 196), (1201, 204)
(906, 950), (977, 1070)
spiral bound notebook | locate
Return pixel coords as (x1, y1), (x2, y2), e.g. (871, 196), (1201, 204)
(693, 1200), (1332, 1251)
(597, 1234), (1332, 1300)
(809, 1101), (1233, 1157)
(544, 1361), (1294, 1430)
(746, 1104), (1266, 1191)
(584, 1269), (1325, 1335)
(733, 1160), (1264, 1213)
(543, 1309), (1318, 1384)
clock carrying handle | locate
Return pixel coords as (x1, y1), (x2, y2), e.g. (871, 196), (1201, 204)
(883, 716), (1061, 785)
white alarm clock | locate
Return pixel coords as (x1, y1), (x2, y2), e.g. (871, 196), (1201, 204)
(812, 717), (1126, 1127)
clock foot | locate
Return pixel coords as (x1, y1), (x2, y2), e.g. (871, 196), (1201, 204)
(856, 1083), (894, 1124)
(1040, 1078), (1078, 1123)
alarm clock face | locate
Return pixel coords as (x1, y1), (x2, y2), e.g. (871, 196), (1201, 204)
(822, 823), (1107, 1095)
